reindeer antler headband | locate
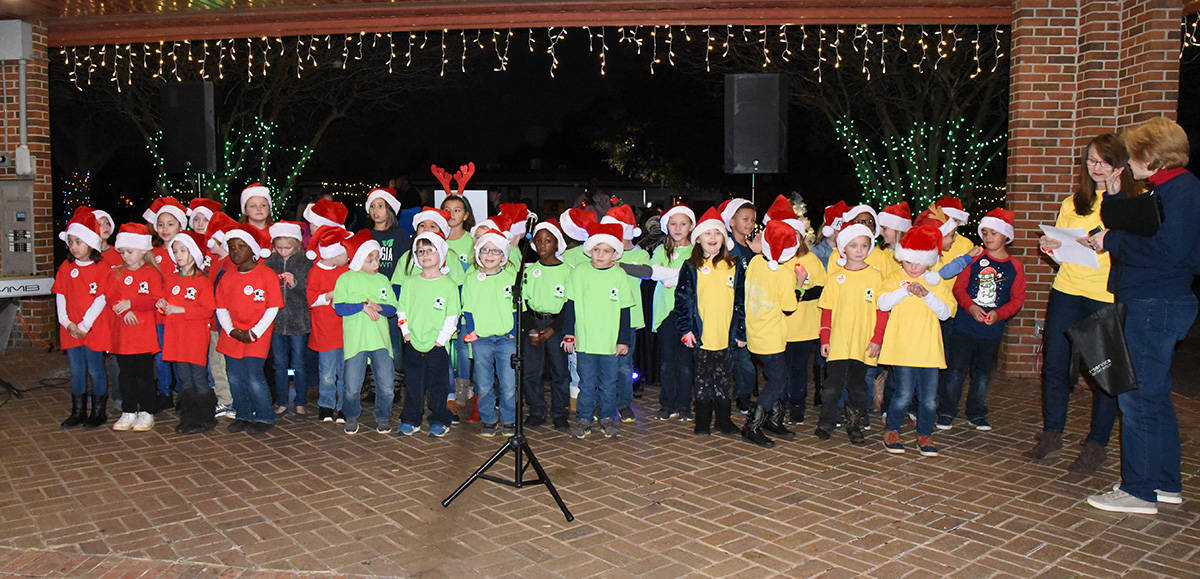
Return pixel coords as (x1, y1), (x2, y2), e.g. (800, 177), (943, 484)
(430, 161), (477, 197)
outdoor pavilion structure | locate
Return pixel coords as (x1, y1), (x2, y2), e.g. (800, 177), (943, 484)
(0, 0), (1196, 379)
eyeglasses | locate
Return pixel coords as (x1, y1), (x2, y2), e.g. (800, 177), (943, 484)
(479, 248), (505, 256)
(1086, 157), (1112, 168)
(414, 248), (436, 256)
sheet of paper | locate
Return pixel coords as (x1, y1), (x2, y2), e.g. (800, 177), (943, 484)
(1040, 224), (1101, 269)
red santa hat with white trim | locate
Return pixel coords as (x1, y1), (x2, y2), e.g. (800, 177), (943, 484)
(934, 196), (969, 225)
(187, 198), (224, 231)
(413, 231), (451, 275)
(762, 194), (804, 232)
(760, 220), (800, 271)
(658, 202), (696, 228)
(473, 226), (512, 263)
(91, 209), (114, 234)
(224, 224), (273, 260)
(155, 197), (189, 229)
(59, 206), (103, 252)
(411, 206), (451, 237)
(559, 208), (597, 242)
(169, 230), (206, 270)
(841, 204), (879, 236)
(268, 221), (304, 244)
(142, 197), (165, 225)
(582, 222), (626, 260)
(835, 221), (876, 267)
(204, 211), (239, 251)
(977, 207), (1015, 243)
(892, 224), (943, 268)
(115, 223), (154, 252)
(915, 208), (957, 237)
(498, 203), (532, 240)
(532, 218), (568, 259)
(344, 229), (382, 272)
(820, 200), (851, 237)
(602, 204), (642, 239)
(303, 198), (348, 231)
(689, 206), (734, 250)
(306, 224), (352, 260)
(365, 187), (401, 215)
(239, 183), (272, 215)
(877, 202), (912, 233)
(718, 198), (754, 231)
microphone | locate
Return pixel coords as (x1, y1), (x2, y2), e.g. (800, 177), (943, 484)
(524, 212), (539, 239)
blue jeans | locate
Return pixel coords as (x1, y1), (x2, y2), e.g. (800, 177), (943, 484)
(452, 333), (472, 380)
(785, 340), (817, 411)
(731, 345), (755, 400)
(753, 352), (787, 411)
(342, 349), (394, 423)
(271, 333), (309, 409)
(577, 352), (619, 424)
(1118, 296), (1196, 502)
(402, 343), (452, 427)
(225, 356), (273, 424)
(939, 333), (1000, 421)
(616, 332), (636, 410)
(173, 362), (210, 392)
(155, 323), (174, 395)
(1041, 289), (1118, 444)
(522, 321), (570, 419)
(887, 366), (938, 436)
(657, 312), (695, 413)
(473, 334), (516, 425)
(66, 346), (107, 396)
(317, 348), (344, 410)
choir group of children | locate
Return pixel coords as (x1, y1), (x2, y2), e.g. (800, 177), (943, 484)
(53, 183), (1024, 455)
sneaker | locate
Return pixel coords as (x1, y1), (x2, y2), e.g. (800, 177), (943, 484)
(500, 423), (516, 438)
(247, 421), (273, 435)
(343, 420), (359, 434)
(1109, 483), (1182, 505)
(676, 410), (693, 422)
(450, 413), (461, 424)
(525, 414), (546, 427)
(883, 430), (905, 454)
(429, 423), (450, 438)
(112, 412), (137, 431)
(813, 427), (831, 440)
(479, 422), (499, 438)
(571, 421), (591, 439)
(969, 417), (992, 431)
(600, 418), (619, 438)
(1087, 487), (1157, 515)
(376, 420), (393, 435)
(335, 410), (347, 424)
(395, 422), (420, 436)
(653, 409), (673, 421)
(226, 419), (251, 433)
(132, 411), (155, 432)
(552, 415), (570, 432)
(856, 412), (870, 431)
(318, 407), (333, 422)
(618, 407), (635, 423)
(215, 404), (236, 419)
(917, 436), (939, 457)
(935, 416), (953, 430)
(736, 397), (751, 415)
(786, 405), (805, 425)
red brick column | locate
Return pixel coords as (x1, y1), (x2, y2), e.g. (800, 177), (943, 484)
(1, 23), (55, 349)
(1005, 1), (1181, 376)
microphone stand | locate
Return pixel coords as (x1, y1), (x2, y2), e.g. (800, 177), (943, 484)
(442, 219), (574, 522)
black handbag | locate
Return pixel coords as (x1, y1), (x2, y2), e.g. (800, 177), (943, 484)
(1065, 303), (1137, 396)
(1099, 192), (1164, 237)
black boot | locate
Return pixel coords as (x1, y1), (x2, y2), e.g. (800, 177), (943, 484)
(83, 394), (108, 429)
(714, 399), (740, 435)
(763, 400), (796, 441)
(178, 389), (217, 435)
(175, 388), (197, 434)
(845, 408), (867, 446)
(741, 405), (774, 448)
(693, 399), (713, 435)
(61, 394), (87, 428)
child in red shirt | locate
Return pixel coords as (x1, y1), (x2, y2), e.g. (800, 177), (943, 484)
(53, 207), (112, 429)
(215, 225), (284, 434)
(151, 197), (189, 411)
(204, 211), (238, 417)
(107, 224), (164, 432)
(158, 231), (217, 435)
(305, 226), (352, 423)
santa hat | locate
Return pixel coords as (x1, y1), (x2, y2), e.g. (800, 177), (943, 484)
(582, 222), (626, 260)
(306, 225), (352, 260)
(718, 198), (754, 231)
(762, 194), (804, 231)
(169, 231), (206, 270)
(412, 231), (451, 275)
(474, 227), (512, 264)
(842, 204), (879, 236)
(498, 203), (532, 240)
(532, 219), (568, 259)
(978, 207), (1015, 242)
(59, 207), (103, 252)
(893, 224), (943, 267)
(659, 203), (696, 229)
(204, 211), (239, 251)
(412, 206), (451, 237)
(304, 199), (348, 231)
(877, 202), (912, 233)
(915, 208), (957, 237)
(92, 209), (114, 233)
(224, 224), (273, 260)
(269, 221), (304, 244)
(239, 183), (272, 215)
(365, 187), (401, 215)
(559, 208), (598, 242)
(760, 220), (800, 271)
(601, 204), (642, 239)
(115, 223), (154, 252)
(835, 222), (876, 267)
(820, 200), (851, 237)
(142, 198), (165, 225)
(689, 206), (734, 250)
(935, 196), (969, 225)
(344, 229), (382, 272)
(187, 198), (224, 231)
(154, 197), (188, 229)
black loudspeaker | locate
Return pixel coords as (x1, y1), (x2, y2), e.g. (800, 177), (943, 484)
(724, 73), (787, 174)
(160, 81), (216, 174)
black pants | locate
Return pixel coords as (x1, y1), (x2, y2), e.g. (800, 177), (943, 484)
(117, 353), (156, 413)
(523, 317), (570, 419)
(693, 348), (732, 403)
(401, 343), (453, 427)
(820, 359), (868, 429)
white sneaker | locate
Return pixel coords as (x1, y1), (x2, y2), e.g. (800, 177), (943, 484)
(214, 404), (236, 419)
(112, 412), (136, 431)
(1087, 487), (1157, 514)
(132, 411), (155, 432)
(1156, 490), (1182, 505)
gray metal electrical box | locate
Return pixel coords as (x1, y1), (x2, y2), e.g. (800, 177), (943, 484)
(0, 21), (34, 61)
(0, 180), (35, 276)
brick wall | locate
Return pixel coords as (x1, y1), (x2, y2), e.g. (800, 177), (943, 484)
(1, 22), (55, 349)
(1005, 0), (1180, 376)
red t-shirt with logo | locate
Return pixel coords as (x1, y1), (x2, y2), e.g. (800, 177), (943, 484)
(51, 260), (112, 352)
(104, 265), (164, 355)
(162, 271), (215, 365)
(215, 262), (284, 359)
(306, 262), (348, 352)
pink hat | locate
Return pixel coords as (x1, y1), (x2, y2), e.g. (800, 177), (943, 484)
(760, 220), (800, 271)
(59, 206), (103, 251)
(718, 198), (754, 231)
(893, 224), (942, 267)
(532, 218), (568, 259)
(978, 207), (1015, 242)
(365, 187), (401, 215)
(559, 208), (598, 242)
(169, 231), (206, 270)
(343, 229), (382, 272)
(601, 204), (642, 239)
(835, 222), (876, 267)
(115, 223), (154, 252)
(306, 225), (352, 260)
(582, 222), (626, 260)
(304, 198), (349, 231)
(820, 200), (851, 237)
(412, 206), (451, 237)
(877, 202), (912, 233)
(224, 224), (273, 260)
(239, 183), (272, 214)
(689, 206), (734, 250)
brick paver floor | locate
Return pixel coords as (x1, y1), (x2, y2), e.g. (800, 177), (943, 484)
(0, 348), (1197, 577)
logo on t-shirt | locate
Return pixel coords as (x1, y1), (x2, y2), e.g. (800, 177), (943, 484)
(123, 275), (134, 286)
(243, 284), (254, 296)
(172, 285), (182, 295)
(609, 288), (619, 301)
(88, 282), (98, 295)
(532, 268), (542, 278)
(503, 285), (513, 299)
(70, 268), (79, 278)
(185, 287), (197, 301)
(836, 274), (846, 285)
(379, 287), (390, 301)
(864, 288), (874, 302)
(137, 281), (150, 294)
(700, 265), (711, 275)
(252, 289), (265, 302)
(433, 296), (446, 311)
(202, 255), (211, 270)
(554, 285), (565, 298)
(726, 275), (735, 287)
(155, 254), (163, 264)
(459, 254), (469, 264)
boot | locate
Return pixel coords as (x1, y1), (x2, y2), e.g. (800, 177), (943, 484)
(845, 408), (867, 446)
(741, 405), (775, 448)
(1024, 430), (1063, 460)
(1067, 440), (1107, 474)
(61, 394), (87, 428)
(174, 388), (197, 434)
(693, 399), (713, 435)
(178, 389), (217, 435)
(84, 394), (108, 429)
(763, 400), (796, 441)
(714, 399), (740, 435)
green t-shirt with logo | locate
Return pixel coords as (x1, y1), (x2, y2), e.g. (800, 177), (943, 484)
(567, 263), (636, 355)
(398, 274), (461, 353)
(618, 246), (650, 330)
(447, 234), (474, 273)
(562, 245), (589, 268)
(391, 248), (467, 289)
(522, 262), (573, 315)
(463, 265), (518, 337)
(650, 244), (693, 331)
(333, 270), (398, 359)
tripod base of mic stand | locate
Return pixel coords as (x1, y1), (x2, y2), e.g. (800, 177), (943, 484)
(0, 378), (21, 399)
(442, 433), (574, 522)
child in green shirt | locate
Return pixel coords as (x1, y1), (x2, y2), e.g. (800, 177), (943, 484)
(396, 232), (460, 437)
(462, 227), (519, 438)
(521, 220), (573, 431)
(602, 204), (650, 423)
